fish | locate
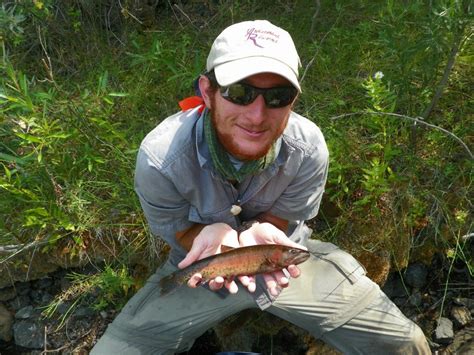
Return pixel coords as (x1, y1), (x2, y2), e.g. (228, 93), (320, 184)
(158, 244), (310, 295)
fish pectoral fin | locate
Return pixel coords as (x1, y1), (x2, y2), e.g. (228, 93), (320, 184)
(220, 244), (236, 253)
(264, 257), (278, 269)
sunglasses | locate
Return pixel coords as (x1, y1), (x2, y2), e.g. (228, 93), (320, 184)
(219, 82), (298, 108)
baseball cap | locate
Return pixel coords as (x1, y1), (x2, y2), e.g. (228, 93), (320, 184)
(206, 20), (302, 92)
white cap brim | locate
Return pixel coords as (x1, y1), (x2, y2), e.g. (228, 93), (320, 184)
(213, 56), (301, 92)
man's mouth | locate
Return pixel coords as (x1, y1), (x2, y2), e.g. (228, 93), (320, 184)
(238, 125), (266, 137)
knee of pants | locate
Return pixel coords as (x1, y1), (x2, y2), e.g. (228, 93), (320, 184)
(402, 324), (430, 353)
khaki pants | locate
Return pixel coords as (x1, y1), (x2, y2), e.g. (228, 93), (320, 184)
(91, 241), (430, 354)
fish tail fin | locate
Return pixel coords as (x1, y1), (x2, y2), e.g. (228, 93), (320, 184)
(158, 271), (182, 296)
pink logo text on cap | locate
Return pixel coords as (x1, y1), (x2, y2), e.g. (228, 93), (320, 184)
(245, 28), (280, 48)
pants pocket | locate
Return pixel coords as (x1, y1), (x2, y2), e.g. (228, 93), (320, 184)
(319, 249), (366, 284)
(307, 239), (366, 284)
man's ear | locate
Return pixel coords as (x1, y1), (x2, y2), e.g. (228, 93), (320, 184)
(198, 75), (213, 109)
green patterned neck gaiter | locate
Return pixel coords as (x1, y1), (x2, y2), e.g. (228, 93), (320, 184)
(203, 109), (276, 183)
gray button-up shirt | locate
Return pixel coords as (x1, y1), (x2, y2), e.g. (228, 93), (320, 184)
(134, 106), (329, 267)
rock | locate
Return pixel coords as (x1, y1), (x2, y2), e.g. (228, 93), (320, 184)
(0, 253), (59, 289)
(15, 305), (36, 319)
(74, 306), (95, 318)
(434, 317), (454, 344)
(16, 281), (31, 296)
(32, 277), (53, 290)
(451, 306), (472, 328)
(442, 324), (474, 354)
(404, 262), (428, 289)
(0, 287), (16, 302)
(8, 295), (31, 311)
(0, 303), (13, 341)
(457, 333), (474, 354)
(454, 298), (474, 313)
(13, 320), (44, 349)
(30, 289), (53, 304)
(382, 273), (408, 299)
(212, 310), (326, 354)
(408, 290), (422, 307)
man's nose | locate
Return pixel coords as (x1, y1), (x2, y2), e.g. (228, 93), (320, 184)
(245, 94), (267, 124)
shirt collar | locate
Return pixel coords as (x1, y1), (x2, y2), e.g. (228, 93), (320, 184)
(194, 108), (286, 171)
(195, 109), (212, 169)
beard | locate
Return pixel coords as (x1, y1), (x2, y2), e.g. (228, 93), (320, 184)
(211, 113), (270, 160)
(208, 92), (290, 161)
(210, 108), (283, 161)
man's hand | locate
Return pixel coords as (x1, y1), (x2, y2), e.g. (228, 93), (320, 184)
(238, 222), (306, 296)
(177, 223), (243, 294)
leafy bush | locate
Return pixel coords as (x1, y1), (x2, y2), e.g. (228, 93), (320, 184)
(0, 0), (472, 310)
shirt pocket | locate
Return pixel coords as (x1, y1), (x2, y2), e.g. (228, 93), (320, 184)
(240, 199), (274, 219)
(188, 205), (236, 226)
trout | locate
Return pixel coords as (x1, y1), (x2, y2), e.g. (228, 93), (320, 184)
(159, 244), (310, 295)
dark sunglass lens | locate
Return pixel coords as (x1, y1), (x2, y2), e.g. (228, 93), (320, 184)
(221, 84), (254, 105)
(221, 83), (297, 108)
(264, 87), (297, 108)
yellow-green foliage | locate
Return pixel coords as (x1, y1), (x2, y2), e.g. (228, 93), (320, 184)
(0, 0), (472, 305)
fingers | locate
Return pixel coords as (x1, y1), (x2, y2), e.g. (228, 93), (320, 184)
(209, 276), (239, 294)
(263, 275), (281, 296)
(188, 269), (300, 295)
(178, 244), (205, 269)
(225, 279), (239, 294)
(263, 269), (295, 296)
(238, 275), (256, 293)
(190, 275), (239, 294)
(238, 222), (307, 251)
(287, 264), (301, 278)
(272, 270), (289, 288)
(187, 273), (203, 288)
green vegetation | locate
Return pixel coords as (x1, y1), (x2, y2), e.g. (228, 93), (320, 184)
(0, 0), (472, 313)
(41, 265), (134, 330)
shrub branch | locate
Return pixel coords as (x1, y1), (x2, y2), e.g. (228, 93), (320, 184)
(421, 24), (467, 119)
(330, 111), (473, 159)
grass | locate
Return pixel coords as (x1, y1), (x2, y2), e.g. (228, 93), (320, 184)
(0, 0), (472, 316)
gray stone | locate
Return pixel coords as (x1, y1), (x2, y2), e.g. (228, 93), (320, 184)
(8, 294), (30, 311)
(32, 277), (53, 289)
(15, 281), (31, 296)
(408, 290), (422, 307)
(13, 320), (45, 349)
(15, 305), (36, 319)
(57, 301), (71, 315)
(404, 262), (428, 289)
(74, 306), (95, 318)
(30, 289), (53, 304)
(0, 302), (13, 341)
(0, 287), (17, 302)
(382, 273), (407, 299)
(434, 317), (454, 344)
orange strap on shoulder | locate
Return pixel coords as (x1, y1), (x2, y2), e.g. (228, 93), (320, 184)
(179, 96), (205, 113)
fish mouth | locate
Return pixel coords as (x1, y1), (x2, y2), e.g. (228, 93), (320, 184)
(287, 249), (310, 265)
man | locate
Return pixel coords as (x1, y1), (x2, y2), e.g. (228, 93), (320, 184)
(92, 20), (430, 354)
